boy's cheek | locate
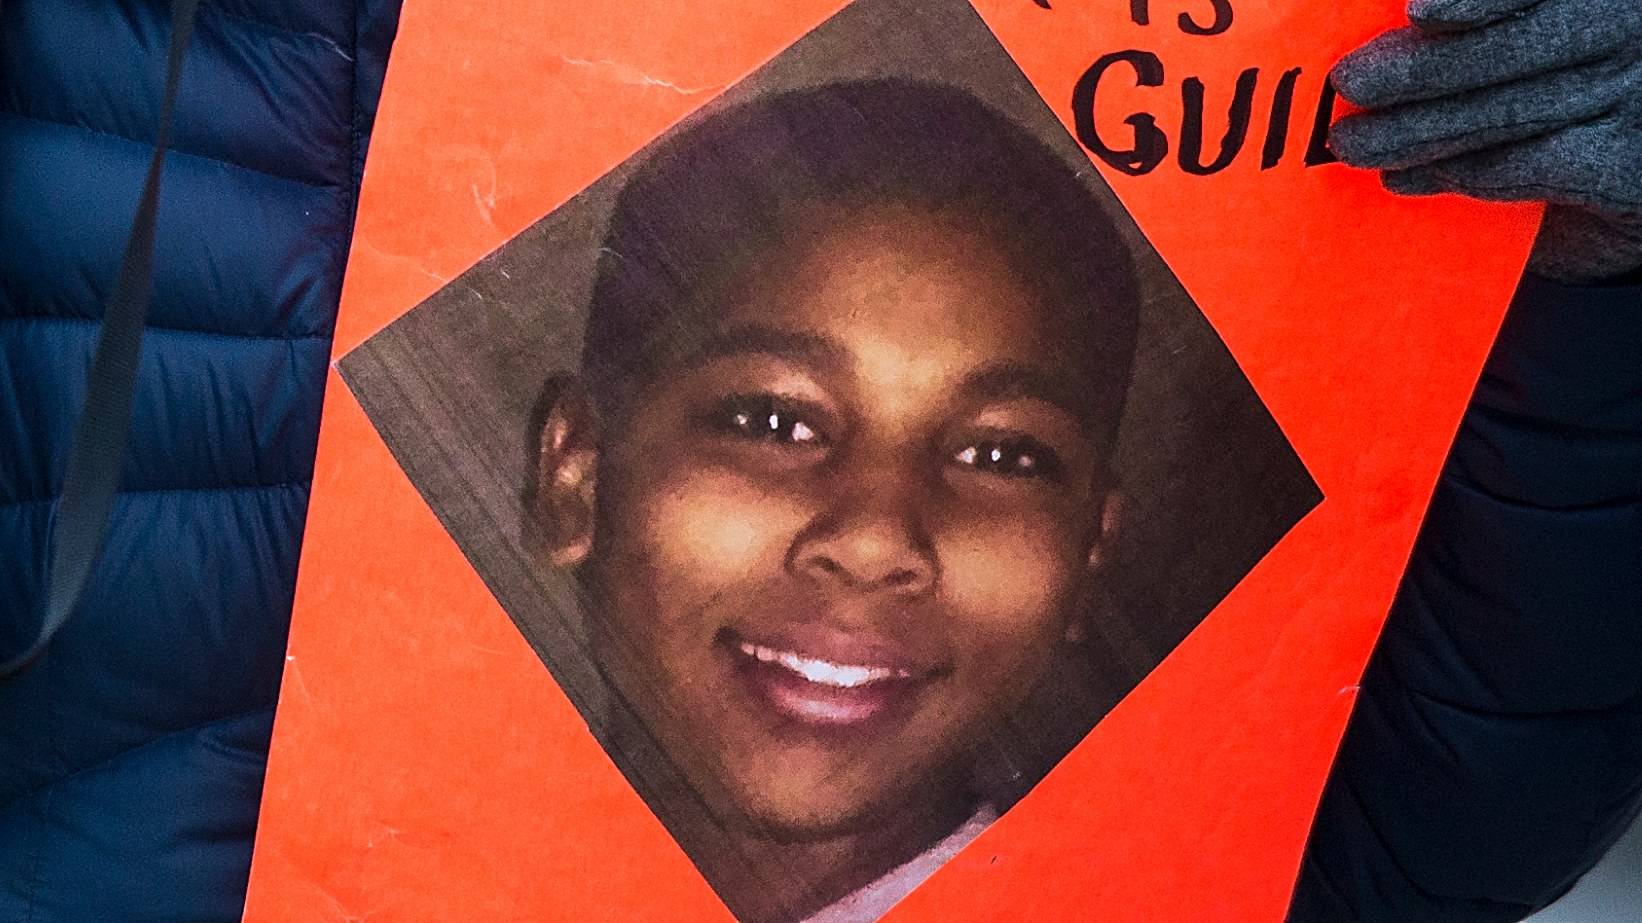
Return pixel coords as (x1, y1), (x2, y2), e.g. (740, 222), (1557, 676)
(635, 471), (810, 585)
(938, 513), (1084, 626)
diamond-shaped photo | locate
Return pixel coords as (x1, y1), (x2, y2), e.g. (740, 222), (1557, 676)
(338, 0), (1320, 919)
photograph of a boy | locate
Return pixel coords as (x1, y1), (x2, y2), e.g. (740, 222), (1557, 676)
(340, 3), (1318, 912)
(526, 79), (1144, 922)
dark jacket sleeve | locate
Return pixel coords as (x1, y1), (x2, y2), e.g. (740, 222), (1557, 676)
(1288, 270), (1642, 922)
(0, 2), (399, 920)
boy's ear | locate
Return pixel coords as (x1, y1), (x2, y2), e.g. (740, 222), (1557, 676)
(1069, 490), (1122, 644)
(1084, 490), (1121, 570)
(533, 380), (600, 568)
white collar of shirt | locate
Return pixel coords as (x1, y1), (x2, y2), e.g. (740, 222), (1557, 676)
(798, 803), (1000, 923)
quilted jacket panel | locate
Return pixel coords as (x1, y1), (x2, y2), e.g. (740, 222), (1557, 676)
(0, 2), (400, 920)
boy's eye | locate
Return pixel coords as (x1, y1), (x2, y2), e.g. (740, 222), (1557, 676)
(955, 439), (1062, 480)
(710, 395), (827, 446)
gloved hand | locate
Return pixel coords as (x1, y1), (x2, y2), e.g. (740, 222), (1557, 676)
(1328, 0), (1642, 283)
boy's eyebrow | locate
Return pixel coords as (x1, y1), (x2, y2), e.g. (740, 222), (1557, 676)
(676, 324), (848, 372)
(960, 361), (1098, 428)
(671, 329), (1099, 425)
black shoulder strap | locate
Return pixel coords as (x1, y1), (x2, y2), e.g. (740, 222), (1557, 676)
(1, 0), (203, 680)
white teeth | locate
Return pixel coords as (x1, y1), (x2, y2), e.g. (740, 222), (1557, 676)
(736, 641), (909, 688)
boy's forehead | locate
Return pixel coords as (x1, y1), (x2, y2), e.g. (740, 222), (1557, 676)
(718, 206), (1063, 350)
(602, 202), (1120, 423)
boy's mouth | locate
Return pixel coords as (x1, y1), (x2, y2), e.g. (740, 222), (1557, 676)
(720, 627), (939, 730)
(734, 640), (913, 687)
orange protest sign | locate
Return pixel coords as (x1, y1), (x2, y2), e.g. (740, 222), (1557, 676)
(244, 1), (1539, 920)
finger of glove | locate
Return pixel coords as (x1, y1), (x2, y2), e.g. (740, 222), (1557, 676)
(1330, 56), (1636, 169)
(1528, 204), (1642, 282)
(1380, 117), (1642, 213)
(1332, 0), (1641, 109)
(1407, 0), (1544, 33)
(1382, 169), (1447, 196)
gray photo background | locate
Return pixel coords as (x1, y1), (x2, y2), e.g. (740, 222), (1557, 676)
(338, 0), (1319, 852)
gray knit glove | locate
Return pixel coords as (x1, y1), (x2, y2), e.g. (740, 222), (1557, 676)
(1329, 0), (1642, 283)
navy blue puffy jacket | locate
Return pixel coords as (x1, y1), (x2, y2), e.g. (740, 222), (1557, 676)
(0, 1), (400, 920)
(1290, 271), (1642, 921)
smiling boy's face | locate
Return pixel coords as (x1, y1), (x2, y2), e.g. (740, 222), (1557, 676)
(540, 205), (1117, 841)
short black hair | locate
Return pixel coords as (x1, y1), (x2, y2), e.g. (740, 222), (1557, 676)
(579, 78), (1141, 455)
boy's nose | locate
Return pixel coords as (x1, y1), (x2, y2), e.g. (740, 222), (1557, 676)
(786, 464), (938, 597)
